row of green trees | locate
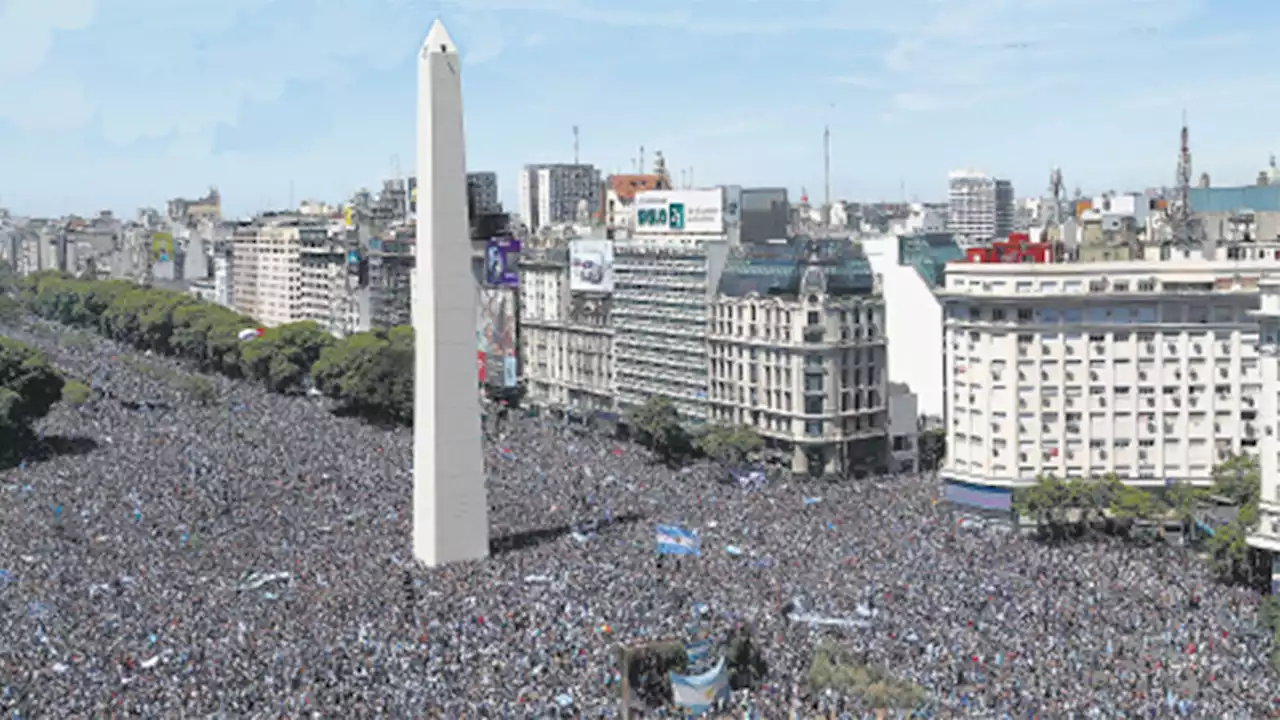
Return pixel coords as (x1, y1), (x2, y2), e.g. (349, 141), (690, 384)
(628, 395), (763, 465)
(1012, 454), (1264, 583)
(19, 271), (413, 423)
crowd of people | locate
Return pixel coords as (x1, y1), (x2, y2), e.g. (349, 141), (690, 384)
(0, 318), (1277, 718)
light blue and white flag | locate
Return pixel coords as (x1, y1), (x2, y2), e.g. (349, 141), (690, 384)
(685, 639), (714, 667)
(656, 525), (700, 556)
(670, 656), (730, 714)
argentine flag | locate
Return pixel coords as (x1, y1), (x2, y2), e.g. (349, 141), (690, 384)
(685, 639), (714, 668)
(656, 525), (701, 556)
(670, 656), (730, 714)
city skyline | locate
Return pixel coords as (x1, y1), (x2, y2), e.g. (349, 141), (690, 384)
(2, 0), (1280, 217)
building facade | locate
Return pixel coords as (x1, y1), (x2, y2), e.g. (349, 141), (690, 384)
(1250, 279), (1280, 593)
(232, 215), (357, 331)
(467, 172), (502, 216)
(939, 261), (1274, 510)
(948, 171), (1013, 245)
(518, 164), (602, 232)
(708, 238), (888, 476)
(518, 245), (614, 413)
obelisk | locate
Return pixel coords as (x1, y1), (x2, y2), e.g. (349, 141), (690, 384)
(413, 18), (490, 566)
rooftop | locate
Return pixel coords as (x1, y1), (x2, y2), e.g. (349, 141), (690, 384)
(718, 236), (875, 298)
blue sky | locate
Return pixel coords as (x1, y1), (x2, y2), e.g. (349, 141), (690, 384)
(1, 0), (1278, 218)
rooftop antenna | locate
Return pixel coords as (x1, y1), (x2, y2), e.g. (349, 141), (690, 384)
(823, 124), (831, 225)
(1169, 109), (1201, 249)
(573, 126), (579, 165)
(639, 146), (645, 175)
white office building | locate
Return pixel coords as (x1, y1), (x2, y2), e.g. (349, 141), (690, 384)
(613, 188), (731, 421)
(518, 164), (601, 232)
(948, 170), (1013, 245)
(708, 238), (889, 476)
(939, 261), (1273, 510)
(1250, 279), (1280, 592)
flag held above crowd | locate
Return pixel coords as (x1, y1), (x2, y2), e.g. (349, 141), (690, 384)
(656, 525), (700, 556)
(669, 656), (730, 714)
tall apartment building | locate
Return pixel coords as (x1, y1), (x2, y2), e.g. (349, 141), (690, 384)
(948, 171), (1013, 245)
(1251, 280), (1280, 591)
(708, 238), (888, 476)
(613, 188), (731, 421)
(367, 225), (414, 329)
(467, 172), (502, 216)
(939, 261), (1274, 511)
(232, 215), (359, 333)
(518, 245), (614, 413)
(518, 164), (601, 232)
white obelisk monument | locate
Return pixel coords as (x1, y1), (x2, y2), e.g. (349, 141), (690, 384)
(413, 19), (490, 566)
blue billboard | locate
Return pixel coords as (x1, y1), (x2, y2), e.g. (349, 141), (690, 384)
(485, 237), (520, 287)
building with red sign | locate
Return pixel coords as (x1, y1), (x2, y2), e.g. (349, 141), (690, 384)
(962, 233), (1055, 264)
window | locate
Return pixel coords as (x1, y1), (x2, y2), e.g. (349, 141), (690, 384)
(805, 420), (823, 437)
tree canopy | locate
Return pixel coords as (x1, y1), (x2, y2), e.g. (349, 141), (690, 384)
(0, 336), (65, 452)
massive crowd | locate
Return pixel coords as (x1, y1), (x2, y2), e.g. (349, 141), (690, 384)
(0, 319), (1277, 718)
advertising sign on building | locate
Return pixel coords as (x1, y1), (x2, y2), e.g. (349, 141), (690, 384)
(634, 188), (725, 235)
(476, 286), (517, 387)
(150, 232), (174, 262)
(569, 239), (615, 293)
(484, 237), (521, 287)
(724, 185), (742, 228)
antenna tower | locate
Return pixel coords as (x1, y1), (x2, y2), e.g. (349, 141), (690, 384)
(1168, 111), (1202, 249)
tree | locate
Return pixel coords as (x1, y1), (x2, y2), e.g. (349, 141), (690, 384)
(1109, 485), (1155, 525)
(61, 380), (91, 406)
(240, 321), (334, 393)
(919, 428), (946, 471)
(1203, 453), (1263, 583)
(693, 423), (763, 465)
(0, 337), (64, 440)
(1211, 453), (1261, 506)
(629, 395), (683, 459)
(312, 330), (414, 424)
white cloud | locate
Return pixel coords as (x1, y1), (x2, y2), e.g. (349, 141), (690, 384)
(0, 0), (97, 81)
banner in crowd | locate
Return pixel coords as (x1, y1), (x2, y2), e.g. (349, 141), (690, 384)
(656, 525), (700, 556)
(730, 466), (767, 489)
(669, 656), (729, 714)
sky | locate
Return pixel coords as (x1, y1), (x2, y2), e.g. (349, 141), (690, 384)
(1, 0), (1279, 218)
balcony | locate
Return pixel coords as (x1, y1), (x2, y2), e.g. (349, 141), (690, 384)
(803, 324), (826, 343)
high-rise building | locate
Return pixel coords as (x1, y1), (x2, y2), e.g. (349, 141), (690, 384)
(518, 163), (601, 232)
(612, 187), (730, 422)
(1250, 279), (1280, 593)
(948, 171), (1013, 245)
(708, 237), (888, 476)
(938, 260), (1273, 512)
(467, 172), (501, 216)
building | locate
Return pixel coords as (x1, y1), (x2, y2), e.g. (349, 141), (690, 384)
(232, 215), (360, 333)
(1250, 279), (1280, 594)
(518, 244), (615, 414)
(939, 260), (1273, 512)
(888, 383), (920, 473)
(861, 232), (963, 419)
(167, 188), (222, 225)
(709, 237), (888, 476)
(518, 163), (602, 232)
(612, 188), (732, 421)
(964, 233), (1055, 264)
(467, 172), (502, 216)
(367, 225), (415, 329)
(948, 171), (1013, 245)
(604, 172), (671, 231)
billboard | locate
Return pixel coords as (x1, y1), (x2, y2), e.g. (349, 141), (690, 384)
(408, 177), (418, 214)
(150, 232), (173, 262)
(476, 286), (517, 387)
(484, 237), (521, 287)
(569, 239), (615, 293)
(634, 188), (725, 235)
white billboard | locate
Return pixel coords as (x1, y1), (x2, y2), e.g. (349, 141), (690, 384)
(569, 239), (614, 293)
(634, 188), (725, 235)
